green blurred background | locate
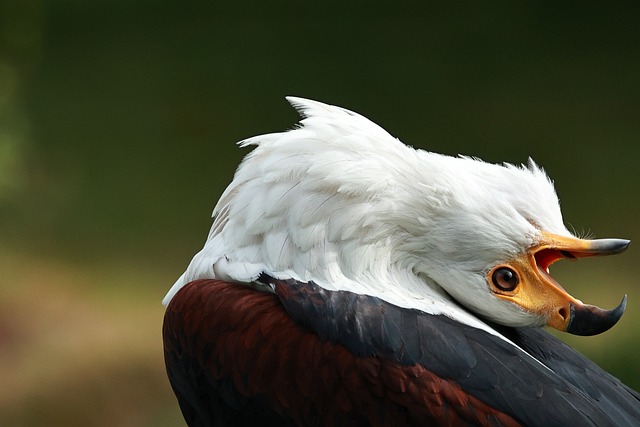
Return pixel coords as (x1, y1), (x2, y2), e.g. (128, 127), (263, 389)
(1, 1), (639, 426)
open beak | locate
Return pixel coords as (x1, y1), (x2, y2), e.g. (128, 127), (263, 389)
(490, 232), (630, 336)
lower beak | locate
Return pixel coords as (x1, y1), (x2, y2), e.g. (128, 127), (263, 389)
(564, 295), (627, 336)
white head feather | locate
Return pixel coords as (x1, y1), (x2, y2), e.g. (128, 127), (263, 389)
(164, 97), (573, 335)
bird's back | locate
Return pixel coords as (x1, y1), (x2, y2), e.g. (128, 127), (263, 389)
(164, 278), (640, 426)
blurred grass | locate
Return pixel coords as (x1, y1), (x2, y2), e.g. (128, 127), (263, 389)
(0, 248), (185, 427)
(0, 1), (639, 425)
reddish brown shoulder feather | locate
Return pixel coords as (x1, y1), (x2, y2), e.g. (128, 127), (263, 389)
(163, 279), (520, 427)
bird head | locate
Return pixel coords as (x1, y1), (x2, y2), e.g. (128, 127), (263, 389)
(176, 97), (630, 336)
(391, 154), (629, 335)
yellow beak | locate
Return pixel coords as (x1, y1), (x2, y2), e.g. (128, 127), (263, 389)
(489, 232), (629, 336)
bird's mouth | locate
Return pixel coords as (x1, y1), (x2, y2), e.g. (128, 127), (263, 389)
(489, 232), (629, 336)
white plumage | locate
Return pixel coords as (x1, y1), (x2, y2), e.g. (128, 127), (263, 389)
(164, 97), (574, 337)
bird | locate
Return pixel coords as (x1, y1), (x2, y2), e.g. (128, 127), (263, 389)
(162, 97), (639, 426)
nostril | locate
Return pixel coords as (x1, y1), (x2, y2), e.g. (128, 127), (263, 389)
(558, 307), (569, 321)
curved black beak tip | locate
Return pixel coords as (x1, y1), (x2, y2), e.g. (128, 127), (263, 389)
(566, 294), (627, 336)
(590, 238), (631, 255)
(610, 239), (630, 254)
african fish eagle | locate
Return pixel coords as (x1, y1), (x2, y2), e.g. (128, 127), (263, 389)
(163, 97), (639, 426)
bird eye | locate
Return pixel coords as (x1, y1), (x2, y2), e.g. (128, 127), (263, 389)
(492, 267), (519, 292)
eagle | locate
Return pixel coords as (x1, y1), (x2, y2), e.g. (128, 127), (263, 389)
(163, 97), (638, 426)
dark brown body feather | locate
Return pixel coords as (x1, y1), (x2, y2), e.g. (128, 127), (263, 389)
(163, 280), (521, 426)
(164, 279), (640, 427)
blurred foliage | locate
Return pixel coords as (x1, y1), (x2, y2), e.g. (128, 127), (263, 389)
(0, 0), (639, 425)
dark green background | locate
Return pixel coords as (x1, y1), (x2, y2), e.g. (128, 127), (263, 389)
(1, 1), (638, 425)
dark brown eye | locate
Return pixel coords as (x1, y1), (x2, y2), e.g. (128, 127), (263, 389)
(492, 267), (519, 291)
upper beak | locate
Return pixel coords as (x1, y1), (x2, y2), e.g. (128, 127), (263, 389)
(491, 232), (630, 336)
